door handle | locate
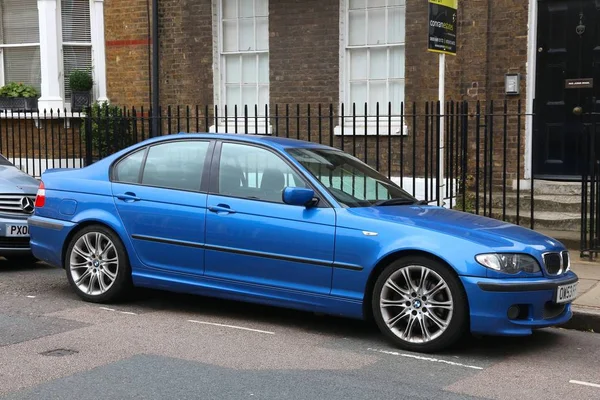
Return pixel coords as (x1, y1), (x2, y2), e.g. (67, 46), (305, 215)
(208, 204), (236, 214)
(115, 192), (140, 202)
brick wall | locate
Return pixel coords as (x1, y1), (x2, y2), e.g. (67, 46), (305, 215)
(102, 0), (531, 182)
(104, 0), (151, 107)
(269, 0), (340, 106)
(157, 0), (214, 107)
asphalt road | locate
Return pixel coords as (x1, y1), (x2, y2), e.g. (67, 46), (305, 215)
(1, 260), (599, 400)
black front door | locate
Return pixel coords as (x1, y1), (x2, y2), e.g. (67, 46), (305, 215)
(535, 0), (600, 178)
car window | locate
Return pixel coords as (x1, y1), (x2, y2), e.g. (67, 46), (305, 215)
(141, 141), (210, 192)
(218, 143), (306, 203)
(114, 149), (145, 184)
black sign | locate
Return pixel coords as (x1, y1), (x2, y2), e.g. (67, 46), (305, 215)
(565, 78), (594, 89)
(428, 0), (458, 56)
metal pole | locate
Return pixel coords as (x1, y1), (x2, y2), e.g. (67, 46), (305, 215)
(151, 0), (159, 137)
(437, 53), (445, 207)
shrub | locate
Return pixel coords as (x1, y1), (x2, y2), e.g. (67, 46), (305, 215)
(81, 102), (133, 157)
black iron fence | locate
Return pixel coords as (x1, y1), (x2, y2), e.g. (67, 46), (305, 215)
(1, 100), (541, 238)
(580, 106), (600, 258)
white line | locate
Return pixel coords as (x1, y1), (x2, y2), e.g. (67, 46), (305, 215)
(570, 380), (600, 389)
(187, 319), (275, 335)
(368, 348), (484, 370)
(120, 311), (138, 315)
(26, 295), (36, 299)
(99, 307), (115, 312)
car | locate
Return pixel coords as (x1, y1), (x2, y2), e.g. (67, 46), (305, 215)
(0, 153), (39, 262)
(27, 133), (578, 352)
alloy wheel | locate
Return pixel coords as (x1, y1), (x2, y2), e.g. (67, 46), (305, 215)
(69, 232), (119, 296)
(379, 265), (454, 344)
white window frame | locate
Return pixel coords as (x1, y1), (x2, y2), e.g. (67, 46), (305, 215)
(0, 0), (41, 90)
(57, 0), (94, 104)
(0, 0), (107, 114)
(211, 0), (271, 134)
(58, 0), (108, 110)
(336, 0), (408, 136)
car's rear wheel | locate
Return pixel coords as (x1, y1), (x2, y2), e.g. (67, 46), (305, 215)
(372, 256), (468, 353)
(65, 225), (131, 303)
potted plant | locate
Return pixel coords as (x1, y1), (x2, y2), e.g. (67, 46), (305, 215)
(69, 69), (94, 112)
(0, 82), (39, 111)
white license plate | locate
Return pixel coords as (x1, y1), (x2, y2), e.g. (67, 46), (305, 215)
(555, 282), (578, 304)
(6, 224), (29, 237)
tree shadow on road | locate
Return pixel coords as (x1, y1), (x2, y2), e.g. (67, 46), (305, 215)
(0, 258), (53, 273)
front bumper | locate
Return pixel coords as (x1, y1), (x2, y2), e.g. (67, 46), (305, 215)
(0, 214), (34, 256)
(461, 272), (578, 336)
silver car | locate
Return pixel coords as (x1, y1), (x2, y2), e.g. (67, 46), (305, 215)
(0, 154), (39, 262)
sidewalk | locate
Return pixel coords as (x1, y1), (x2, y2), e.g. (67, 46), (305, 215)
(560, 255), (600, 333)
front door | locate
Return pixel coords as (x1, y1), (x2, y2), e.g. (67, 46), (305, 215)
(203, 141), (336, 296)
(535, 0), (600, 178)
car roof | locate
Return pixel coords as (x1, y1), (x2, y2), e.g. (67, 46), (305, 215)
(137, 133), (337, 152)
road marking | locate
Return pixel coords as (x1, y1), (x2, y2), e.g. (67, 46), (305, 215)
(570, 380), (600, 388)
(99, 307), (137, 315)
(187, 319), (275, 335)
(367, 348), (484, 370)
(26, 295), (36, 298)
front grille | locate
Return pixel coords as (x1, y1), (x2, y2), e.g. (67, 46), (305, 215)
(543, 253), (561, 275)
(0, 194), (35, 215)
(562, 251), (570, 272)
(0, 237), (30, 249)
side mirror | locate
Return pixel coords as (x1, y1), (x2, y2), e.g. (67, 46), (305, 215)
(282, 187), (317, 207)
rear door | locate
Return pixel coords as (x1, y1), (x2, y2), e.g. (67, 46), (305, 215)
(111, 139), (214, 276)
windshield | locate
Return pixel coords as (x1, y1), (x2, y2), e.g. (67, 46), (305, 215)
(286, 147), (417, 208)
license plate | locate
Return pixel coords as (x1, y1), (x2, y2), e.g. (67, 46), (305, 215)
(555, 282), (578, 304)
(6, 224), (29, 237)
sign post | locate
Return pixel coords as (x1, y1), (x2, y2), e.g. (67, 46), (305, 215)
(428, 0), (458, 207)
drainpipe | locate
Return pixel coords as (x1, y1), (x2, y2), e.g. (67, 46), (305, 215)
(151, 0), (160, 137)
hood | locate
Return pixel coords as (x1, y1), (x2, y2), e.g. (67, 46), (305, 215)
(348, 205), (563, 252)
(0, 165), (40, 194)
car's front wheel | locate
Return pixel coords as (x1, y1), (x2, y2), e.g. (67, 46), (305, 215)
(372, 256), (468, 353)
(65, 225), (131, 303)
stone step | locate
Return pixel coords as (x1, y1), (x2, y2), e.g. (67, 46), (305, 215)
(487, 193), (582, 214)
(489, 208), (581, 232)
(530, 180), (584, 196)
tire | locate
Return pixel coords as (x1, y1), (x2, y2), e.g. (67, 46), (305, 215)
(371, 256), (468, 353)
(64, 225), (132, 303)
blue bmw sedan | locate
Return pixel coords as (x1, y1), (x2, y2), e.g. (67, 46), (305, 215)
(27, 133), (578, 352)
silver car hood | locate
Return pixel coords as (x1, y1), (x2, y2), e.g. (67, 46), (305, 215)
(0, 165), (39, 194)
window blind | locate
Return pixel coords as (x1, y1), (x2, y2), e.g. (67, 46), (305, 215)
(0, 0), (40, 45)
(61, 0), (92, 102)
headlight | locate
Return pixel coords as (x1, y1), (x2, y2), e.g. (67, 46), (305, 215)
(475, 253), (540, 274)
